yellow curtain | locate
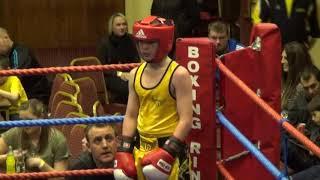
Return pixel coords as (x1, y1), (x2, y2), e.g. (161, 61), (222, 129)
(125, 0), (152, 33)
(310, 40), (320, 69)
(310, 0), (320, 69)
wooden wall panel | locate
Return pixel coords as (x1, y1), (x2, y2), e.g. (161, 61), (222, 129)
(0, 0), (124, 48)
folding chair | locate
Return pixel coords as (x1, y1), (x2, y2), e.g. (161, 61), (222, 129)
(73, 77), (99, 116)
(69, 124), (86, 160)
(70, 57), (109, 105)
(93, 101), (106, 117)
(49, 91), (77, 116)
(52, 100), (83, 118)
(48, 73), (72, 112)
(59, 81), (80, 99)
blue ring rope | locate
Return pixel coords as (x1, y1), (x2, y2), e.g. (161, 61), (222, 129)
(0, 116), (123, 128)
(216, 112), (287, 180)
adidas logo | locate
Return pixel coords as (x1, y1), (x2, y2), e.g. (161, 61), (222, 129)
(135, 29), (147, 39)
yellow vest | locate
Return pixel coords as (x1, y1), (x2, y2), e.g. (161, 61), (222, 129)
(134, 59), (179, 138)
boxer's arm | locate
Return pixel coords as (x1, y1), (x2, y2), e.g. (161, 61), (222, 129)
(172, 66), (193, 141)
(141, 66), (192, 179)
(122, 68), (139, 137)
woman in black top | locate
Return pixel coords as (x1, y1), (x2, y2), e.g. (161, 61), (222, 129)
(97, 13), (139, 104)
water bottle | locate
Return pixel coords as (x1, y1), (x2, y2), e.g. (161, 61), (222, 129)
(6, 146), (16, 174)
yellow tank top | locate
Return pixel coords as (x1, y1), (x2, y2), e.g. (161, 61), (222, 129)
(134, 59), (179, 138)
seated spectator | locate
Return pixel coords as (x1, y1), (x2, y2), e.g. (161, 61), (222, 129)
(281, 42), (313, 124)
(97, 13), (139, 104)
(208, 20), (243, 57)
(0, 57), (28, 120)
(208, 20), (244, 106)
(300, 65), (320, 102)
(284, 94), (320, 173)
(305, 94), (320, 146)
(280, 43), (314, 174)
(67, 124), (117, 180)
(286, 65), (320, 126)
(0, 27), (50, 104)
(282, 65), (320, 172)
(0, 99), (69, 174)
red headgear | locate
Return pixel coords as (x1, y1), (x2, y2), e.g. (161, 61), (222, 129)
(133, 16), (174, 63)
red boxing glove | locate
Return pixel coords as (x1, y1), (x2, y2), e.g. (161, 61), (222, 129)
(114, 136), (137, 180)
(141, 136), (185, 180)
(114, 152), (136, 180)
(141, 148), (175, 179)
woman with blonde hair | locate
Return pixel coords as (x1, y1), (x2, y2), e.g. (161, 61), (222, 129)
(97, 12), (139, 104)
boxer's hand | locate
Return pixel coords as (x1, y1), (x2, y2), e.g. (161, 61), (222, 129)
(114, 152), (136, 180)
(114, 136), (136, 180)
(141, 148), (175, 179)
(141, 136), (185, 180)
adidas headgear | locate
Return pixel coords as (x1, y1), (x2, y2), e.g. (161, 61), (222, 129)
(133, 16), (174, 63)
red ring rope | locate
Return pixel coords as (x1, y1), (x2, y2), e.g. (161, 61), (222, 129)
(0, 63), (140, 76)
(0, 168), (113, 179)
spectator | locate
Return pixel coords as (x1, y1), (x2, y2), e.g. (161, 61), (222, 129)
(208, 20), (243, 106)
(97, 13), (139, 104)
(282, 65), (320, 173)
(0, 27), (50, 104)
(208, 20), (243, 56)
(251, 0), (320, 45)
(280, 43), (313, 171)
(0, 99), (69, 174)
(285, 94), (320, 173)
(67, 124), (117, 180)
(306, 94), (320, 146)
(300, 65), (320, 101)
(281, 42), (313, 121)
(287, 64), (320, 125)
(151, 0), (200, 58)
(0, 58), (28, 120)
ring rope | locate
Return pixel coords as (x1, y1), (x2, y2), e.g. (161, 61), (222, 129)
(215, 59), (320, 158)
(0, 116), (123, 128)
(216, 161), (235, 180)
(217, 112), (287, 179)
(0, 63), (140, 76)
(0, 168), (113, 179)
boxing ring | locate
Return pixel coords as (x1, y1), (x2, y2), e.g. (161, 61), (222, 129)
(0, 23), (319, 179)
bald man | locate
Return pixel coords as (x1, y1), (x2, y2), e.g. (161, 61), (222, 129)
(0, 28), (50, 104)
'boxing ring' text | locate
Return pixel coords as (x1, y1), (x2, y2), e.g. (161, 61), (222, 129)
(188, 46), (201, 180)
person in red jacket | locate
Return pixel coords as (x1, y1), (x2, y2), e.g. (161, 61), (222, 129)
(113, 16), (193, 180)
